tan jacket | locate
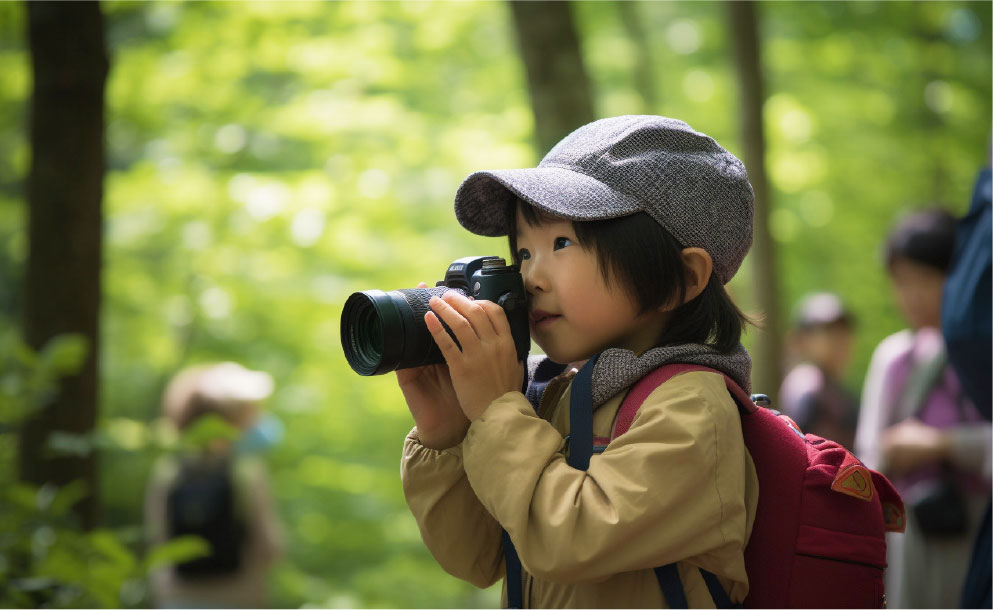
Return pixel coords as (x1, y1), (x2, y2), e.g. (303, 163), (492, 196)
(402, 368), (760, 608)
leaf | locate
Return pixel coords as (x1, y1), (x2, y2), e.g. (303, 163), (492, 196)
(179, 413), (240, 450)
(39, 334), (89, 377)
(142, 536), (210, 572)
(47, 480), (89, 517)
(87, 530), (137, 574)
(6, 482), (40, 511)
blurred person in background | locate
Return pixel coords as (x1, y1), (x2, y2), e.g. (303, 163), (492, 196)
(855, 209), (991, 609)
(145, 362), (285, 609)
(778, 292), (859, 450)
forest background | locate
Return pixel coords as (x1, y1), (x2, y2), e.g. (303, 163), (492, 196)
(0, 1), (990, 608)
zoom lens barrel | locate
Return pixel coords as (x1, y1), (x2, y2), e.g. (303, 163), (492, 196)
(341, 286), (465, 375)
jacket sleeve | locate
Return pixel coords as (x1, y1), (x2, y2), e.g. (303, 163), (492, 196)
(460, 372), (752, 584)
(400, 428), (505, 588)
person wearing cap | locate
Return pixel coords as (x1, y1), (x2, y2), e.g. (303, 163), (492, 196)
(854, 210), (991, 609)
(399, 116), (758, 607)
(145, 362), (285, 609)
(779, 292), (859, 450)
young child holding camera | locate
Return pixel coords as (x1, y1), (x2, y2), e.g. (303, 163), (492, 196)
(398, 116), (759, 607)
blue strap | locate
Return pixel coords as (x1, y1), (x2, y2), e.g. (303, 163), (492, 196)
(702, 568), (737, 608)
(656, 564), (736, 609)
(656, 564), (688, 608)
(566, 355), (598, 470)
(502, 530), (523, 608)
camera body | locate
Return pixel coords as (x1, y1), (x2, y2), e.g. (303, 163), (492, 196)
(341, 256), (530, 376)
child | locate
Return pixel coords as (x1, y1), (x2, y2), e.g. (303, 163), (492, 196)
(399, 116), (759, 607)
(779, 292), (859, 450)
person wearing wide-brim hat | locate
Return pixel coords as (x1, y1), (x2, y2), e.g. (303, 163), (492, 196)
(146, 362), (284, 609)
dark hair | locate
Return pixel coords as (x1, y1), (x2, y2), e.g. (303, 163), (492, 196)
(507, 201), (748, 353)
(884, 208), (957, 272)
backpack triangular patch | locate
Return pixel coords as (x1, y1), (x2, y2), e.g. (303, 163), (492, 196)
(882, 501), (907, 532)
(831, 453), (875, 501)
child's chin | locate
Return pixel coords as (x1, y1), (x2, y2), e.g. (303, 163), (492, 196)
(537, 346), (587, 367)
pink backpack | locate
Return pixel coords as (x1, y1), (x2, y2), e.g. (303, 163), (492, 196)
(612, 364), (907, 608)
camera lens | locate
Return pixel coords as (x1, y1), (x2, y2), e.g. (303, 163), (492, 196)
(354, 302), (383, 362)
(341, 286), (462, 375)
(341, 291), (400, 376)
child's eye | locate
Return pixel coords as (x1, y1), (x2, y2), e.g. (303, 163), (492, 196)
(553, 237), (574, 250)
(517, 248), (531, 261)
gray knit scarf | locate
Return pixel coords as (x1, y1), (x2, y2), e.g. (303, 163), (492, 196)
(529, 342), (752, 408)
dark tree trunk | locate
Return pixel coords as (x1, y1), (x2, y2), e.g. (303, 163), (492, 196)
(616, 1), (659, 112)
(507, 1), (596, 155)
(727, 1), (783, 401)
(19, 0), (108, 529)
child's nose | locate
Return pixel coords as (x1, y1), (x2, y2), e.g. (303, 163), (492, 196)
(522, 259), (547, 294)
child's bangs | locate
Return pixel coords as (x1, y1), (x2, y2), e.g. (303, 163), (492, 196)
(512, 198), (564, 228)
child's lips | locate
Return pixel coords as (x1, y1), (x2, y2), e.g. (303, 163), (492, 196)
(530, 309), (561, 327)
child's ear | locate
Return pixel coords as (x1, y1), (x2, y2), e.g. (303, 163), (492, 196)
(680, 248), (713, 303)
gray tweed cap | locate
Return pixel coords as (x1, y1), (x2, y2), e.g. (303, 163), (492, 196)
(454, 115), (754, 284)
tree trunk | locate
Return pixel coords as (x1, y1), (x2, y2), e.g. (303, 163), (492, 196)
(507, 1), (596, 155)
(727, 1), (783, 401)
(19, 0), (108, 529)
(616, 1), (659, 113)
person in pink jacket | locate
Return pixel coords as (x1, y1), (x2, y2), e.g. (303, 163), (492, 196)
(399, 116), (759, 607)
(855, 209), (991, 609)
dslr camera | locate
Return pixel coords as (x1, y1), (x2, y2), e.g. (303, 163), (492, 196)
(341, 256), (530, 376)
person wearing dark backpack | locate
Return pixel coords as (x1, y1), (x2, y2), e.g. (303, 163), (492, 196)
(145, 362), (285, 608)
(855, 209), (991, 609)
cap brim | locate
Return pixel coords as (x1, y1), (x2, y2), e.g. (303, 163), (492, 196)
(454, 166), (643, 236)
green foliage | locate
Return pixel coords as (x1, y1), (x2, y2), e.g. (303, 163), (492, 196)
(0, 334), (207, 608)
(0, 1), (989, 608)
(0, 331), (88, 426)
(178, 413), (240, 451)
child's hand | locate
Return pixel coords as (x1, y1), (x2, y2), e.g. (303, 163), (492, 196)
(425, 290), (525, 421)
(396, 363), (469, 450)
(395, 283), (470, 450)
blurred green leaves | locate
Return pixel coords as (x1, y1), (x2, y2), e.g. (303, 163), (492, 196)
(0, 334), (207, 608)
(0, 332), (88, 426)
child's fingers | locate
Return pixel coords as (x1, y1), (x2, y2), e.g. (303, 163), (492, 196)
(424, 310), (462, 362)
(429, 295), (481, 349)
(442, 291), (497, 340)
(476, 300), (513, 338)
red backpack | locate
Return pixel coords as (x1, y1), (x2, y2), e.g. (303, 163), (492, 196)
(612, 364), (907, 608)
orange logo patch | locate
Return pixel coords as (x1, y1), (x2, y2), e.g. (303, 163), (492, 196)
(883, 501), (907, 533)
(831, 464), (875, 501)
